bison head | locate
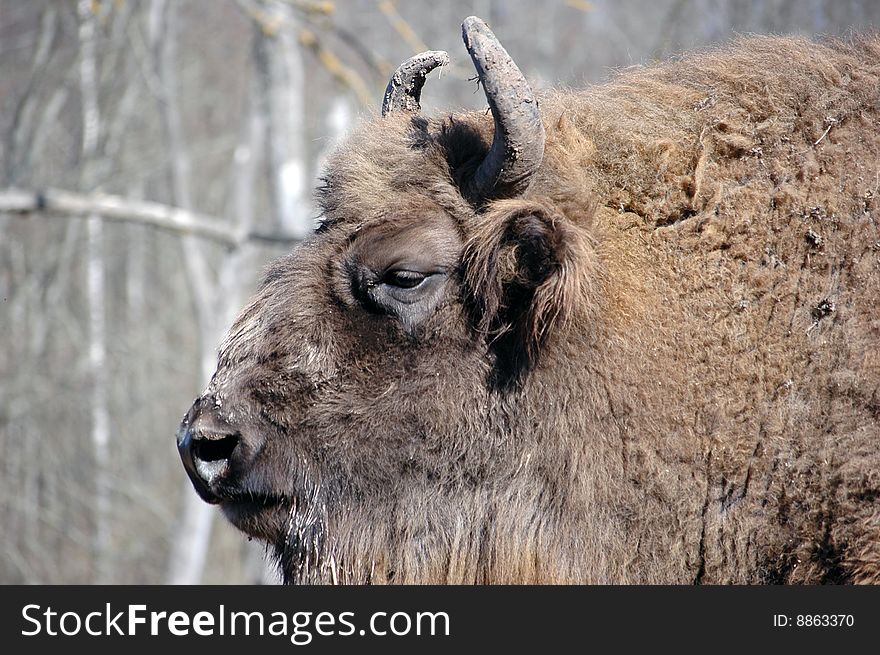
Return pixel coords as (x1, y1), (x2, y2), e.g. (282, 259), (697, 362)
(177, 17), (600, 584)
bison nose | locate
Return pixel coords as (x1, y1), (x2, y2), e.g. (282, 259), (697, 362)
(177, 405), (240, 503)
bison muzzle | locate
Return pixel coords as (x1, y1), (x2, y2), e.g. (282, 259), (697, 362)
(178, 17), (880, 584)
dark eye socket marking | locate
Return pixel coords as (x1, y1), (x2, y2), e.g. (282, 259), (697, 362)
(344, 261), (449, 329)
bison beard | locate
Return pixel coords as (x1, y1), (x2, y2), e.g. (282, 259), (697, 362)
(177, 18), (880, 584)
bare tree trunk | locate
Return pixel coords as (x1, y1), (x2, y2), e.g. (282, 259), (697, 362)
(151, 0), (218, 586)
(4, 5), (58, 188)
(314, 97), (352, 185)
(220, 60), (265, 328)
(126, 183), (146, 327)
(77, 0), (112, 585)
(150, 0), (217, 337)
(86, 216), (111, 584)
(258, 1), (311, 239)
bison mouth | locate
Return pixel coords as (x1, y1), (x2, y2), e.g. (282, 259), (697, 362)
(214, 477), (327, 551)
(214, 487), (293, 538)
(219, 489), (286, 514)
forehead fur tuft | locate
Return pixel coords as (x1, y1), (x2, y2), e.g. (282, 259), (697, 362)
(316, 112), (491, 229)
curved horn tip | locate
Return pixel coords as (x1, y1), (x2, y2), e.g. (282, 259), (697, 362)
(461, 16), (491, 40)
(381, 50), (450, 117)
(460, 16), (545, 202)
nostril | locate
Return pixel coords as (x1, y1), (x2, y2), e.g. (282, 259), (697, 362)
(193, 433), (239, 463)
(189, 432), (240, 489)
(177, 403), (242, 501)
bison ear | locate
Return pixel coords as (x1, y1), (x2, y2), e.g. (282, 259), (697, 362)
(463, 200), (594, 388)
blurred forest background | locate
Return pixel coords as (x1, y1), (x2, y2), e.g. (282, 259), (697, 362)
(1, 0), (878, 584)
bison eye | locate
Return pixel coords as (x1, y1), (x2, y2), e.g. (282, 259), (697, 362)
(346, 260), (449, 331)
(383, 269), (427, 289)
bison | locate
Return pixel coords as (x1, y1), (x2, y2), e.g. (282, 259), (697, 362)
(177, 17), (880, 584)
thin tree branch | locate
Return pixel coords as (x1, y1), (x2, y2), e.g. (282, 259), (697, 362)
(237, 0), (374, 105)
(276, 0), (335, 15)
(375, 0), (428, 54)
(0, 187), (264, 247)
(298, 28), (372, 105)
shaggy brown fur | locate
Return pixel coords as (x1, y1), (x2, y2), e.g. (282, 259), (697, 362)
(180, 34), (880, 584)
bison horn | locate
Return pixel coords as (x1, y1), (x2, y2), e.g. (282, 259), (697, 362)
(461, 16), (545, 202)
(382, 50), (450, 117)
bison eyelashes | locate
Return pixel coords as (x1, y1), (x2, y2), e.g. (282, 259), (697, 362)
(368, 269), (446, 309)
(383, 269), (428, 289)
